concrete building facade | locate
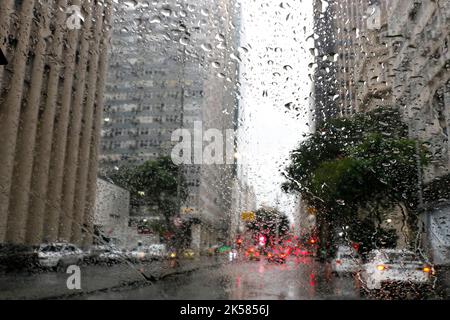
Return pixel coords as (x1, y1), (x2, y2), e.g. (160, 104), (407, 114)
(312, 0), (450, 251)
(100, 0), (241, 249)
(94, 178), (130, 247)
(312, 0), (339, 128)
(327, 0), (450, 175)
(293, 195), (316, 237)
(230, 175), (257, 242)
(0, 0), (112, 246)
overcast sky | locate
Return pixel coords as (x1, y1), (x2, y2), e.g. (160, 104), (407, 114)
(237, 0), (315, 217)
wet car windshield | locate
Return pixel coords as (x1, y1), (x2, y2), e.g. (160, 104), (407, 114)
(41, 245), (64, 253)
(0, 0), (449, 302)
(384, 252), (421, 263)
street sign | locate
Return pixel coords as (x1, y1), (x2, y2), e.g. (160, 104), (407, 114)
(241, 211), (255, 222)
(182, 207), (194, 214)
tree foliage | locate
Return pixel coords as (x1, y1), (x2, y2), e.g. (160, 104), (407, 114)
(246, 207), (290, 246)
(282, 107), (429, 249)
(106, 156), (188, 232)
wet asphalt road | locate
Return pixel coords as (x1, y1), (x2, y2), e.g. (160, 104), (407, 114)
(80, 257), (362, 300)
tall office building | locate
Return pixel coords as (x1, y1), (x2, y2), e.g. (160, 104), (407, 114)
(312, 0), (392, 123)
(312, 0), (338, 128)
(311, 0), (450, 250)
(327, 0), (450, 181)
(0, 0), (112, 246)
(100, 0), (241, 248)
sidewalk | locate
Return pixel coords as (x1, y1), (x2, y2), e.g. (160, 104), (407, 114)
(0, 256), (224, 300)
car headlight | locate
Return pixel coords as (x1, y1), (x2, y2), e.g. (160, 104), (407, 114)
(422, 266), (431, 273)
(377, 265), (386, 271)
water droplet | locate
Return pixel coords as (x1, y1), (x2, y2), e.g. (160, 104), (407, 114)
(230, 53), (241, 62)
(180, 37), (190, 46)
(201, 43), (213, 52)
(161, 8), (172, 17)
(215, 34), (225, 42)
(150, 16), (161, 24)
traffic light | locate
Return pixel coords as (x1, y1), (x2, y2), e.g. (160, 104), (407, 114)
(259, 235), (266, 246)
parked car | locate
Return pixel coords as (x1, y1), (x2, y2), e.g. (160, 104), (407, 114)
(99, 248), (124, 264)
(148, 244), (167, 259)
(0, 244), (40, 272)
(331, 246), (362, 275)
(36, 243), (84, 270)
(358, 249), (435, 298)
(181, 248), (196, 260)
(130, 244), (167, 262)
(129, 247), (146, 262)
(85, 245), (123, 264)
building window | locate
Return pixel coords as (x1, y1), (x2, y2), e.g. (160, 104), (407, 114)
(409, 2), (422, 22)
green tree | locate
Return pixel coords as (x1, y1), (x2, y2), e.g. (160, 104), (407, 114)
(246, 207), (290, 246)
(282, 107), (429, 254)
(107, 156), (188, 234)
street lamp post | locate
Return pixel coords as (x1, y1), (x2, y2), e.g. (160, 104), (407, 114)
(413, 118), (427, 255)
(275, 215), (279, 245)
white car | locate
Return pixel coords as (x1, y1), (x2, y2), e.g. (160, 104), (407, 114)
(130, 244), (167, 262)
(332, 246), (362, 275)
(36, 243), (84, 270)
(359, 249), (434, 296)
(87, 245), (123, 264)
(98, 248), (123, 263)
(147, 244), (167, 259)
